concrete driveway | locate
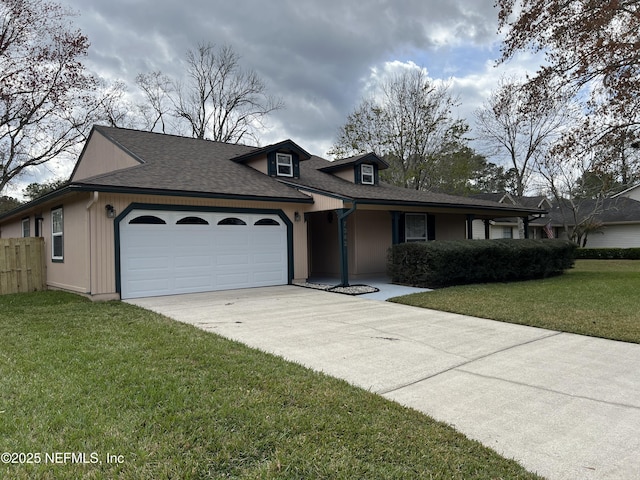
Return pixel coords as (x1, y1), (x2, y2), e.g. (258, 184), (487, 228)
(127, 286), (640, 480)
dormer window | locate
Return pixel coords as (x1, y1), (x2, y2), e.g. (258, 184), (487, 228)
(276, 153), (294, 177)
(361, 164), (374, 185)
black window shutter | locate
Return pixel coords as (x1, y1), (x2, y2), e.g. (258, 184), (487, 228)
(293, 153), (300, 178)
(267, 152), (276, 176)
(354, 165), (361, 184)
(427, 214), (436, 240)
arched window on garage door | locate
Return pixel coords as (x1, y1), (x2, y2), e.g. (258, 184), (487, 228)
(254, 218), (280, 226)
(217, 217), (246, 225)
(176, 216), (209, 225)
(129, 215), (166, 224)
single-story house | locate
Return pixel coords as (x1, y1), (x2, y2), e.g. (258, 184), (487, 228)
(553, 195), (640, 248)
(471, 193), (553, 240)
(0, 126), (544, 300)
(471, 190), (640, 247)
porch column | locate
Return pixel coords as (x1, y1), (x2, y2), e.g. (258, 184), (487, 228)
(336, 204), (357, 287)
(466, 214), (475, 239)
(522, 217), (530, 239)
(391, 211), (401, 245)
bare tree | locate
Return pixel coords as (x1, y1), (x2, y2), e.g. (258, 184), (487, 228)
(95, 80), (137, 129)
(474, 77), (575, 237)
(537, 141), (606, 246)
(137, 43), (283, 144)
(330, 68), (467, 190)
(0, 0), (103, 193)
(474, 77), (572, 197)
(496, 0), (640, 153)
(135, 71), (175, 133)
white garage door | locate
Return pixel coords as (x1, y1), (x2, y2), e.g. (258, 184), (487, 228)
(119, 210), (289, 299)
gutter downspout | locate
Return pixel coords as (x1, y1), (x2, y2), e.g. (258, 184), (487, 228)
(85, 192), (99, 296)
(337, 202), (357, 287)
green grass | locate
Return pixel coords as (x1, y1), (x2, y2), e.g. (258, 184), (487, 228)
(0, 291), (540, 479)
(391, 260), (640, 344)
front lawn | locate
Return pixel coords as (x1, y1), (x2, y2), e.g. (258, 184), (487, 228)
(0, 291), (540, 479)
(391, 260), (640, 344)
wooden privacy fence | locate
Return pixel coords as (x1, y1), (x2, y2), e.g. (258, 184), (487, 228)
(0, 238), (47, 295)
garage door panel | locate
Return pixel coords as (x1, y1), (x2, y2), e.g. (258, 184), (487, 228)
(253, 252), (284, 263)
(126, 278), (172, 296)
(120, 210), (288, 299)
(216, 272), (251, 289)
(174, 275), (213, 290)
(174, 254), (213, 268)
(217, 253), (249, 266)
(126, 256), (171, 271)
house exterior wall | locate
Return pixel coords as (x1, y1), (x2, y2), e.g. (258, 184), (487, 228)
(435, 214), (466, 240)
(0, 221), (22, 238)
(244, 156), (269, 175)
(1, 191), (311, 299)
(91, 193), (310, 297)
(471, 220), (545, 240)
(619, 186), (640, 202)
(300, 191), (345, 212)
(308, 211), (340, 277)
(582, 224), (640, 248)
(334, 169), (354, 183)
(72, 133), (140, 181)
(350, 210), (392, 277)
(1, 193), (91, 295)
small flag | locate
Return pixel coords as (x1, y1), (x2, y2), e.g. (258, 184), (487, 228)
(543, 223), (554, 239)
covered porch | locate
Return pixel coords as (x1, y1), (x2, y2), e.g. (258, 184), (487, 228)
(304, 202), (536, 286)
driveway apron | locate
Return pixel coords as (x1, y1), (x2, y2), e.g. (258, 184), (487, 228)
(127, 286), (640, 480)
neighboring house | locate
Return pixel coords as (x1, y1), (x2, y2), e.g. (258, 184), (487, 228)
(614, 183), (640, 202)
(0, 126), (543, 300)
(552, 195), (640, 248)
(471, 193), (554, 240)
(471, 189), (640, 248)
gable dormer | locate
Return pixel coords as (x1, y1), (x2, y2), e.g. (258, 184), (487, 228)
(232, 140), (311, 179)
(319, 153), (388, 186)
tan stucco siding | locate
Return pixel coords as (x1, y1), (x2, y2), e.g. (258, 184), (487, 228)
(47, 199), (90, 293)
(307, 211), (340, 277)
(351, 210), (391, 276)
(298, 190), (345, 212)
(334, 169), (354, 183)
(0, 220), (22, 238)
(435, 214), (466, 240)
(244, 156), (269, 175)
(0, 193), (91, 294)
(72, 132), (140, 181)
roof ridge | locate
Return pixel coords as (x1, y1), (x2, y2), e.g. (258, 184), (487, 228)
(93, 124), (261, 149)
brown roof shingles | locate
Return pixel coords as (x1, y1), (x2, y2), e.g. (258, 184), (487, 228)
(76, 126), (311, 201)
(75, 126), (543, 214)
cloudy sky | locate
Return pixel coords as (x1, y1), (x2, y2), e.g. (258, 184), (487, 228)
(15, 0), (545, 195)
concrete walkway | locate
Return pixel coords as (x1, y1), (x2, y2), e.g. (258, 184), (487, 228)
(127, 286), (640, 480)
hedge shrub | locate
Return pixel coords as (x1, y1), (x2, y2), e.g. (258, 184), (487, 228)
(575, 248), (640, 260)
(387, 239), (577, 288)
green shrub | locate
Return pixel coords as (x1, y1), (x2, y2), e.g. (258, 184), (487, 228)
(387, 239), (577, 288)
(575, 248), (640, 260)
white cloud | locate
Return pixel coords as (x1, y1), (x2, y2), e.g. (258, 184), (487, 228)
(8, 0), (550, 192)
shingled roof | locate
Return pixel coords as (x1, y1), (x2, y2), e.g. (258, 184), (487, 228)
(549, 197), (640, 225)
(71, 126), (312, 202)
(1, 126), (548, 220)
(292, 157), (543, 214)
